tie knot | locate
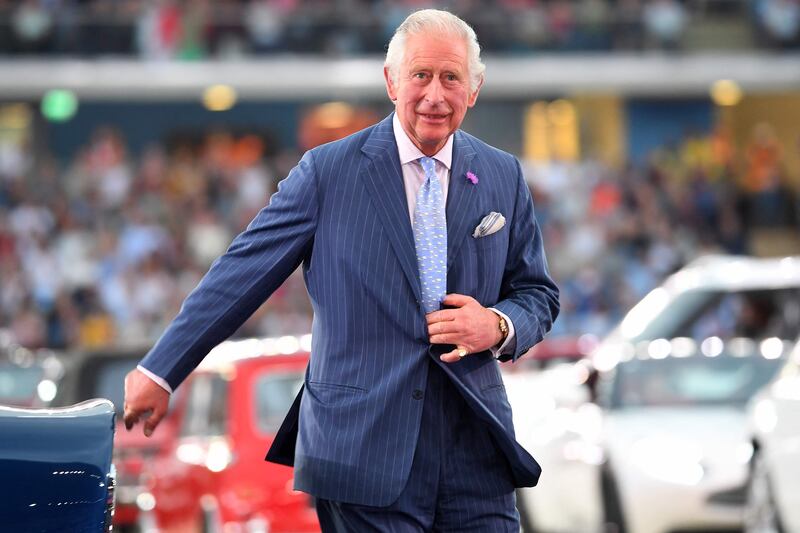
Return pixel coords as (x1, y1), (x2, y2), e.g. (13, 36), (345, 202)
(419, 157), (437, 180)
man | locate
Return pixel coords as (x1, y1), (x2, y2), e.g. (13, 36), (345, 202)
(124, 9), (559, 531)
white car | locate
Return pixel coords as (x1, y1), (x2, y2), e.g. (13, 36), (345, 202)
(745, 338), (800, 533)
(515, 255), (800, 533)
(505, 359), (603, 533)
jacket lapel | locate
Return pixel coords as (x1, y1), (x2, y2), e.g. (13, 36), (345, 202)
(359, 116), (422, 303)
(446, 131), (478, 270)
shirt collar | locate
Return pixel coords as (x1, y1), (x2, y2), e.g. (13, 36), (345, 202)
(392, 113), (453, 170)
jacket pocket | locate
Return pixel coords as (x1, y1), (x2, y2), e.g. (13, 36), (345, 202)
(306, 380), (367, 406)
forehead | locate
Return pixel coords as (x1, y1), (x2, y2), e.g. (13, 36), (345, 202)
(401, 32), (469, 72)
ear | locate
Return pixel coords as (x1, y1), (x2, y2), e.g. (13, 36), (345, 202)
(467, 76), (484, 108)
(384, 66), (397, 102)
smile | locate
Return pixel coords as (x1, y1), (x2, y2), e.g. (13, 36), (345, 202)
(419, 113), (449, 123)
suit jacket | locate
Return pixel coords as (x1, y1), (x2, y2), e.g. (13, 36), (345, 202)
(139, 113), (560, 507)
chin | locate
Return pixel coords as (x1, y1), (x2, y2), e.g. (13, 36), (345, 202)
(418, 126), (453, 143)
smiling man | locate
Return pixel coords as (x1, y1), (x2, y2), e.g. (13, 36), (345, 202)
(124, 9), (559, 532)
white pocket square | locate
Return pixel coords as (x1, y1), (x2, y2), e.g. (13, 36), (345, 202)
(473, 212), (505, 238)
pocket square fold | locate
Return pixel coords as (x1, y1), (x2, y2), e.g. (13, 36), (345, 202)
(473, 212), (505, 238)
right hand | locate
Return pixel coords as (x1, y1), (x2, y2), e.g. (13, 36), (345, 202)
(123, 368), (170, 437)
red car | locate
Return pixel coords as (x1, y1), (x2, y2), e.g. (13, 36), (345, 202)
(141, 336), (319, 533)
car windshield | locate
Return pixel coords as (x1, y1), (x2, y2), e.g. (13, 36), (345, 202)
(0, 364), (43, 404)
(254, 371), (304, 435)
(609, 352), (784, 409)
(632, 288), (800, 343)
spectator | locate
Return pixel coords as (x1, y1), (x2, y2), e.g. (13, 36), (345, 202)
(10, 0), (54, 53)
(756, 0), (800, 48)
(642, 0), (688, 51)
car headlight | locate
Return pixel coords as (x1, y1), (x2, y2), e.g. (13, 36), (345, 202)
(629, 436), (704, 486)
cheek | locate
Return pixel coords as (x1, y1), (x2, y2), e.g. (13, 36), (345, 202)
(400, 86), (422, 102)
(449, 102), (468, 121)
(448, 92), (470, 112)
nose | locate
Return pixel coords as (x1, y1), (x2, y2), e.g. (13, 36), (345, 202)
(423, 77), (444, 105)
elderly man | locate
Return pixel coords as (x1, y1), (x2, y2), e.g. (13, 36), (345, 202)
(124, 9), (559, 531)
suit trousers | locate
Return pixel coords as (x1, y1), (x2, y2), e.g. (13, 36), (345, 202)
(316, 357), (520, 532)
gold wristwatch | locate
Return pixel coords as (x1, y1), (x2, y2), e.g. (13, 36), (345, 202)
(498, 314), (509, 344)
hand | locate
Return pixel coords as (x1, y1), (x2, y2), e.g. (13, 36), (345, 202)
(123, 368), (170, 437)
(426, 293), (503, 363)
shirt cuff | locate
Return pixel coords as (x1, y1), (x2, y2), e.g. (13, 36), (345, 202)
(137, 365), (173, 394)
(488, 308), (516, 359)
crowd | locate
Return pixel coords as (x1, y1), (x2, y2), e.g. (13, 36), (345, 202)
(1, 0), (798, 58)
(537, 122), (799, 337)
(0, 126), (313, 349)
(0, 113), (797, 350)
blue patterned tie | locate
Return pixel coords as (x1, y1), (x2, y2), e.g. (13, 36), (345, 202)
(414, 157), (447, 313)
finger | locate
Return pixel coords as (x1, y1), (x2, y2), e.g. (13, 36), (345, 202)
(441, 293), (475, 308)
(427, 319), (461, 336)
(439, 347), (464, 363)
(428, 335), (455, 344)
(123, 408), (141, 431)
(143, 408), (165, 438)
(124, 412), (134, 431)
(428, 333), (465, 346)
(426, 309), (458, 326)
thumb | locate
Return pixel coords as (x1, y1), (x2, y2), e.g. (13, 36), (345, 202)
(442, 293), (475, 308)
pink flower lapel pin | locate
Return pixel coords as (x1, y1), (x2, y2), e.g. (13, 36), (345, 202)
(465, 171), (478, 185)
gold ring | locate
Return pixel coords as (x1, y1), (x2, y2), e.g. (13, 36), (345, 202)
(457, 347), (468, 358)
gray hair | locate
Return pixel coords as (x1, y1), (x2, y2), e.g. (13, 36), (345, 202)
(385, 9), (486, 93)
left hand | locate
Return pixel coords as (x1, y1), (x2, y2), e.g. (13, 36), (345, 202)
(426, 293), (503, 363)
(123, 369), (170, 437)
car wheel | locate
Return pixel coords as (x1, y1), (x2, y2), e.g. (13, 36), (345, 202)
(516, 488), (539, 533)
(601, 469), (627, 533)
(744, 451), (784, 533)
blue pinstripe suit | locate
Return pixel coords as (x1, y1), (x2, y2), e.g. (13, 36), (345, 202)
(139, 113), (559, 509)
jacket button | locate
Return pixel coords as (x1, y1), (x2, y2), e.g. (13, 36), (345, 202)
(412, 389), (424, 400)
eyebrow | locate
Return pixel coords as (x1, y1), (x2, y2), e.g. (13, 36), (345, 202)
(408, 64), (464, 75)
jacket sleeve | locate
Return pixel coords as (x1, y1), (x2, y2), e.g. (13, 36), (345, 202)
(492, 157), (560, 362)
(139, 150), (319, 390)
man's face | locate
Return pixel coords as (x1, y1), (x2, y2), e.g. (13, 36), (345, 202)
(385, 32), (482, 156)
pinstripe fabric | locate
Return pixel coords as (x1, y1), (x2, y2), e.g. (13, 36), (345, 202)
(316, 360), (519, 532)
(139, 113), (560, 507)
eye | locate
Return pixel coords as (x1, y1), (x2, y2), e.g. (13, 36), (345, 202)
(412, 72), (427, 80)
(445, 73), (458, 82)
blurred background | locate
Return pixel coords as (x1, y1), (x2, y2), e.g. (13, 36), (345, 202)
(0, 0), (798, 350)
(1, 1), (800, 533)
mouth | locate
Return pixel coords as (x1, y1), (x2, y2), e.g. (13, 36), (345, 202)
(418, 112), (449, 124)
